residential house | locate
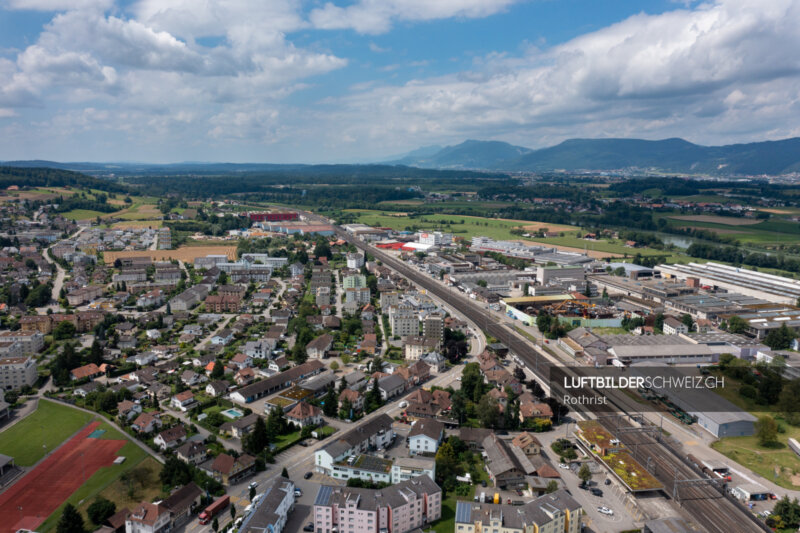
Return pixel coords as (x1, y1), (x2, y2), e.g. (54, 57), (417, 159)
(338, 389), (364, 413)
(519, 401), (553, 425)
(154, 425), (187, 450)
(176, 441), (208, 466)
(286, 401), (323, 428)
(408, 419), (444, 456)
(405, 389), (450, 419)
(211, 329), (234, 345)
(205, 380), (228, 397)
(238, 477), (295, 533)
(454, 490), (582, 533)
(306, 334), (334, 359)
(124, 502), (170, 533)
(131, 412), (162, 434)
(117, 400), (142, 421)
(180, 370), (205, 387)
(235, 367), (257, 386)
(314, 414), (395, 475)
(162, 482), (203, 528)
(404, 336), (438, 361)
(511, 432), (542, 456)
(229, 352), (253, 370)
(377, 374), (406, 400)
(71, 363), (103, 381)
(664, 316), (689, 335)
(220, 413), (260, 439)
(171, 390), (196, 411)
(201, 453), (256, 486)
(482, 434), (528, 489)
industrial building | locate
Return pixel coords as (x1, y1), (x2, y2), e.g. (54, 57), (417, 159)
(658, 262), (800, 305)
(631, 363), (756, 438)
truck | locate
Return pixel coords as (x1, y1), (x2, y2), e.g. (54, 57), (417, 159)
(199, 495), (230, 525)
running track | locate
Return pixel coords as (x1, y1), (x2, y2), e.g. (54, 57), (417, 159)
(0, 421), (126, 533)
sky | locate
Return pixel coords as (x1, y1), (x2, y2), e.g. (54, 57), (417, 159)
(0, 0), (798, 163)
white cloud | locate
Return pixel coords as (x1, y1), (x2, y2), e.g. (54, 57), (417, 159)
(310, 0), (521, 34)
(4, 0), (112, 11)
(320, 0), (800, 156)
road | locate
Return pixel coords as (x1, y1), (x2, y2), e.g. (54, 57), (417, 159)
(38, 226), (85, 313)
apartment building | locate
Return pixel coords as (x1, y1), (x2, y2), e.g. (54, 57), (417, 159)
(389, 305), (419, 338)
(313, 476), (441, 533)
(454, 490), (582, 533)
(0, 331), (44, 354)
(239, 476), (295, 533)
(0, 356), (38, 390)
(315, 414), (395, 475)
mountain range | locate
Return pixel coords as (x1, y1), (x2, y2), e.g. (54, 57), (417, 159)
(387, 137), (800, 175)
(4, 136), (800, 176)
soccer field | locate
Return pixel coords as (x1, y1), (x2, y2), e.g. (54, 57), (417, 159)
(0, 399), (94, 466)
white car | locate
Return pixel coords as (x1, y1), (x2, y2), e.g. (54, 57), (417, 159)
(249, 481), (258, 489)
(399, 401), (408, 409)
(558, 463), (570, 469)
(597, 506), (614, 516)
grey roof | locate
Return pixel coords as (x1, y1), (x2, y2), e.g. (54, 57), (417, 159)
(408, 419), (444, 441)
(321, 413), (394, 458)
(455, 490), (581, 529)
(313, 476), (440, 511)
(610, 344), (717, 360)
(241, 477), (294, 533)
(482, 434), (524, 477)
(378, 373), (405, 391)
(644, 517), (702, 533)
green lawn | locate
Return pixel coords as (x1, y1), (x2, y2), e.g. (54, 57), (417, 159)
(432, 485), (476, 533)
(0, 399), (94, 465)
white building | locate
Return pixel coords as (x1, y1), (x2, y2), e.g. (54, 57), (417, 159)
(418, 231), (453, 247)
(0, 356), (38, 391)
(346, 252), (365, 269)
(408, 419), (444, 456)
(314, 414), (395, 475)
(389, 305), (419, 338)
(239, 477), (295, 533)
(345, 287), (371, 305)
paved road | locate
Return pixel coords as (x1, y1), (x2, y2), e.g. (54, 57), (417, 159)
(38, 226), (85, 313)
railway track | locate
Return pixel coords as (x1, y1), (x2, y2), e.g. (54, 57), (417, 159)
(337, 228), (767, 533)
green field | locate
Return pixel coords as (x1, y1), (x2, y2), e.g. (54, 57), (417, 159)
(0, 399), (94, 465)
(536, 235), (669, 256)
(62, 209), (109, 221)
(38, 421), (152, 533)
(661, 213), (800, 244)
(348, 209), (578, 242)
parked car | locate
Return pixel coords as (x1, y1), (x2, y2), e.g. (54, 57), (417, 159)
(481, 480), (487, 487)
(304, 523), (314, 532)
(590, 488), (603, 497)
(249, 481), (258, 490)
(304, 472), (313, 480)
(558, 463), (570, 470)
(597, 506), (614, 516)
(604, 479), (611, 485)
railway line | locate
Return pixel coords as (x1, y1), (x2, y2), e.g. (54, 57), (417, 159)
(335, 227), (767, 533)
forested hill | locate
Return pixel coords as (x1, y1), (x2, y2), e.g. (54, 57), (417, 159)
(391, 137), (800, 175)
(0, 166), (128, 193)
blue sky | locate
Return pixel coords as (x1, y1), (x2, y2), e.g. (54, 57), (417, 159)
(0, 0), (798, 163)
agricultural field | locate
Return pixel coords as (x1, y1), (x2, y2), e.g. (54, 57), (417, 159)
(103, 245), (236, 264)
(0, 399), (94, 466)
(662, 213), (800, 244)
(349, 209), (578, 241)
(110, 220), (163, 229)
(62, 209), (109, 221)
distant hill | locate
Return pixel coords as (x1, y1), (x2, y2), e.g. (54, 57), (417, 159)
(391, 137), (800, 175)
(389, 139), (532, 169)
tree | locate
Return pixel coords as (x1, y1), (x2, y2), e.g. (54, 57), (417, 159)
(756, 415), (779, 447)
(160, 456), (193, 487)
(245, 415), (270, 454)
(211, 359), (224, 379)
(266, 406), (288, 436)
(330, 361), (339, 371)
(450, 390), (467, 424)
(281, 467), (289, 478)
(341, 353), (351, 366)
(727, 315), (747, 334)
(460, 363), (483, 401)
(57, 503), (86, 533)
(764, 323), (797, 351)
(87, 497), (116, 525)
(54, 320), (77, 340)
(779, 379), (800, 426)
(88, 339), (103, 366)
(545, 480), (559, 494)
(322, 385), (338, 417)
(681, 313), (694, 330)
(339, 397), (353, 419)
(291, 342), (308, 364)
(773, 496), (800, 528)
(434, 440), (463, 490)
(212, 517), (219, 533)
(314, 241), (332, 259)
(477, 395), (500, 428)
(578, 464), (592, 485)
(365, 377), (383, 413)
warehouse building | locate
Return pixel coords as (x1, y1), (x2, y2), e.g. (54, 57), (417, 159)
(658, 262), (800, 305)
(631, 363), (756, 438)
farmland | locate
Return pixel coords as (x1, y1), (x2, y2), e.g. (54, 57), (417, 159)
(103, 245), (237, 264)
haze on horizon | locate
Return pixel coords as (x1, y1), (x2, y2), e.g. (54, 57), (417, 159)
(0, 0), (798, 164)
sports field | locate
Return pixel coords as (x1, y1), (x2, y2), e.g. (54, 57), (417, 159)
(0, 421), (126, 533)
(0, 399), (93, 466)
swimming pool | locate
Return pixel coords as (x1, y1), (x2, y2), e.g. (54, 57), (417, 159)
(222, 408), (244, 419)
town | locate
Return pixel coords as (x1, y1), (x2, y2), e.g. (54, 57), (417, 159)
(0, 172), (799, 533)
